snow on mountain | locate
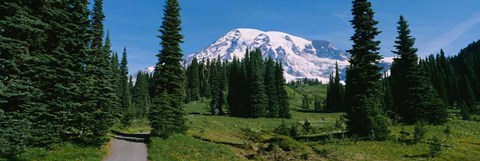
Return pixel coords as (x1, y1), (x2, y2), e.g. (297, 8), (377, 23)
(183, 28), (392, 82)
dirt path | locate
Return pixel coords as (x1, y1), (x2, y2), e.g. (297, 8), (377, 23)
(104, 131), (149, 161)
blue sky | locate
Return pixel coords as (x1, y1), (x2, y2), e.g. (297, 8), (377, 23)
(100, 0), (480, 74)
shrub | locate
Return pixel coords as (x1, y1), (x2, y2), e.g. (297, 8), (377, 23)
(274, 120), (290, 136)
(429, 136), (442, 158)
(413, 121), (427, 143)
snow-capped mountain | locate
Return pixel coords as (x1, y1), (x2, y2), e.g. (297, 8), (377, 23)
(183, 28), (392, 82)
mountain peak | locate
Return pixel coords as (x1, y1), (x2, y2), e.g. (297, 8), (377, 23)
(184, 28), (391, 82)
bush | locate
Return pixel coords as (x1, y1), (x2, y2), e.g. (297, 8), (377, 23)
(429, 136), (442, 158)
(399, 127), (410, 143)
(289, 124), (301, 138)
(265, 136), (307, 152)
(302, 119), (313, 135)
(274, 120), (290, 136)
(413, 121), (427, 143)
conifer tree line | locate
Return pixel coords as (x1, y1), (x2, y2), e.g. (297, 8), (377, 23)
(333, 0), (479, 140)
(0, 0), (141, 157)
(185, 49), (291, 118)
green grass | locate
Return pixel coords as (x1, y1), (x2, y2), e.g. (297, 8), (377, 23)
(148, 135), (244, 161)
(314, 120), (480, 161)
(5, 143), (107, 161)
(184, 99), (210, 114)
(113, 118), (152, 134)
(150, 85), (480, 160)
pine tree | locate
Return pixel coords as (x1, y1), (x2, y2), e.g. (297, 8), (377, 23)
(276, 62), (291, 118)
(120, 48), (131, 110)
(326, 62), (345, 112)
(265, 57), (279, 117)
(344, 0), (389, 140)
(459, 75), (476, 108)
(390, 16), (448, 125)
(247, 49), (268, 118)
(209, 59), (225, 115)
(79, 0), (119, 145)
(227, 58), (246, 117)
(382, 73), (393, 114)
(186, 57), (200, 102)
(132, 72), (151, 118)
(0, 1), (44, 155)
(43, 0), (91, 144)
(150, 0), (187, 137)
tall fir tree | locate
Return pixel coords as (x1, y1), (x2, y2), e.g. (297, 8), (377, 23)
(119, 48), (131, 110)
(209, 58), (225, 115)
(382, 73), (393, 114)
(149, 0), (187, 137)
(132, 72), (151, 119)
(344, 0), (389, 140)
(227, 57), (246, 117)
(326, 62), (345, 112)
(79, 0), (119, 145)
(186, 57), (200, 102)
(0, 0), (47, 155)
(247, 49), (268, 118)
(265, 57), (279, 118)
(276, 62), (291, 118)
(390, 16), (448, 125)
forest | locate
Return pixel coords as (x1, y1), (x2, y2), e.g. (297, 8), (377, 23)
(1, 0), (480, 160)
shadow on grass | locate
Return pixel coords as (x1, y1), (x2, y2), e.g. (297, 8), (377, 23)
(404, 153), (430, 159)
(291, 108), (322, 113)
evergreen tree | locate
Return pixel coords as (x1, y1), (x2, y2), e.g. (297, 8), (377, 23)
(120, 48), (131, 110)
(326, 62), (345, 112)
(79, 0), (119, 145)
(150, 0), (187, 137)
(438, 50), (459, 106)
(132, 72), (151, 118)
(459, 75), (476, 108)
(344, 0), (389, 140)
(382, 73), (394, 114)
(227, 58), (246, 117)
(247, 49), (268, 118)
(390, 16), (447, 125)
(209, 59), (225, 115)
(186, 57), (200, 102)
(41, 0), (91, 144)
(276, 62), (291, 118)
(265, 57), (279, 117)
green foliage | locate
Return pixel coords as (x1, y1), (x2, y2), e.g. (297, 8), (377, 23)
(413, 121), (427, 143)
(429, 136), (442, 158)
(247, 49), (268, 118)
(225, 50), (290, 118)
(265, 57), (279, 118)
(302, 119), (313, 135)
(0, 110), (30, 158)
(391, 16), (448, 125)
(150, 0), (187, 138)
(131, 71), (151, 119)
(149, 92), (187, 138)
(14, 143), (107, 161)
(345, 0), (389, 140)
(186, 57), (201, 103)
(326, 62), (345, 112)
(301, 94), (311, 110)
(274, 120), (290, 136)
(209, 58), (226, 115)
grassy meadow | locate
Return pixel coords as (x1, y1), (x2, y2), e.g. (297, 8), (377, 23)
(1, 143), (108, 161)
(147, 84), (480, 161)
